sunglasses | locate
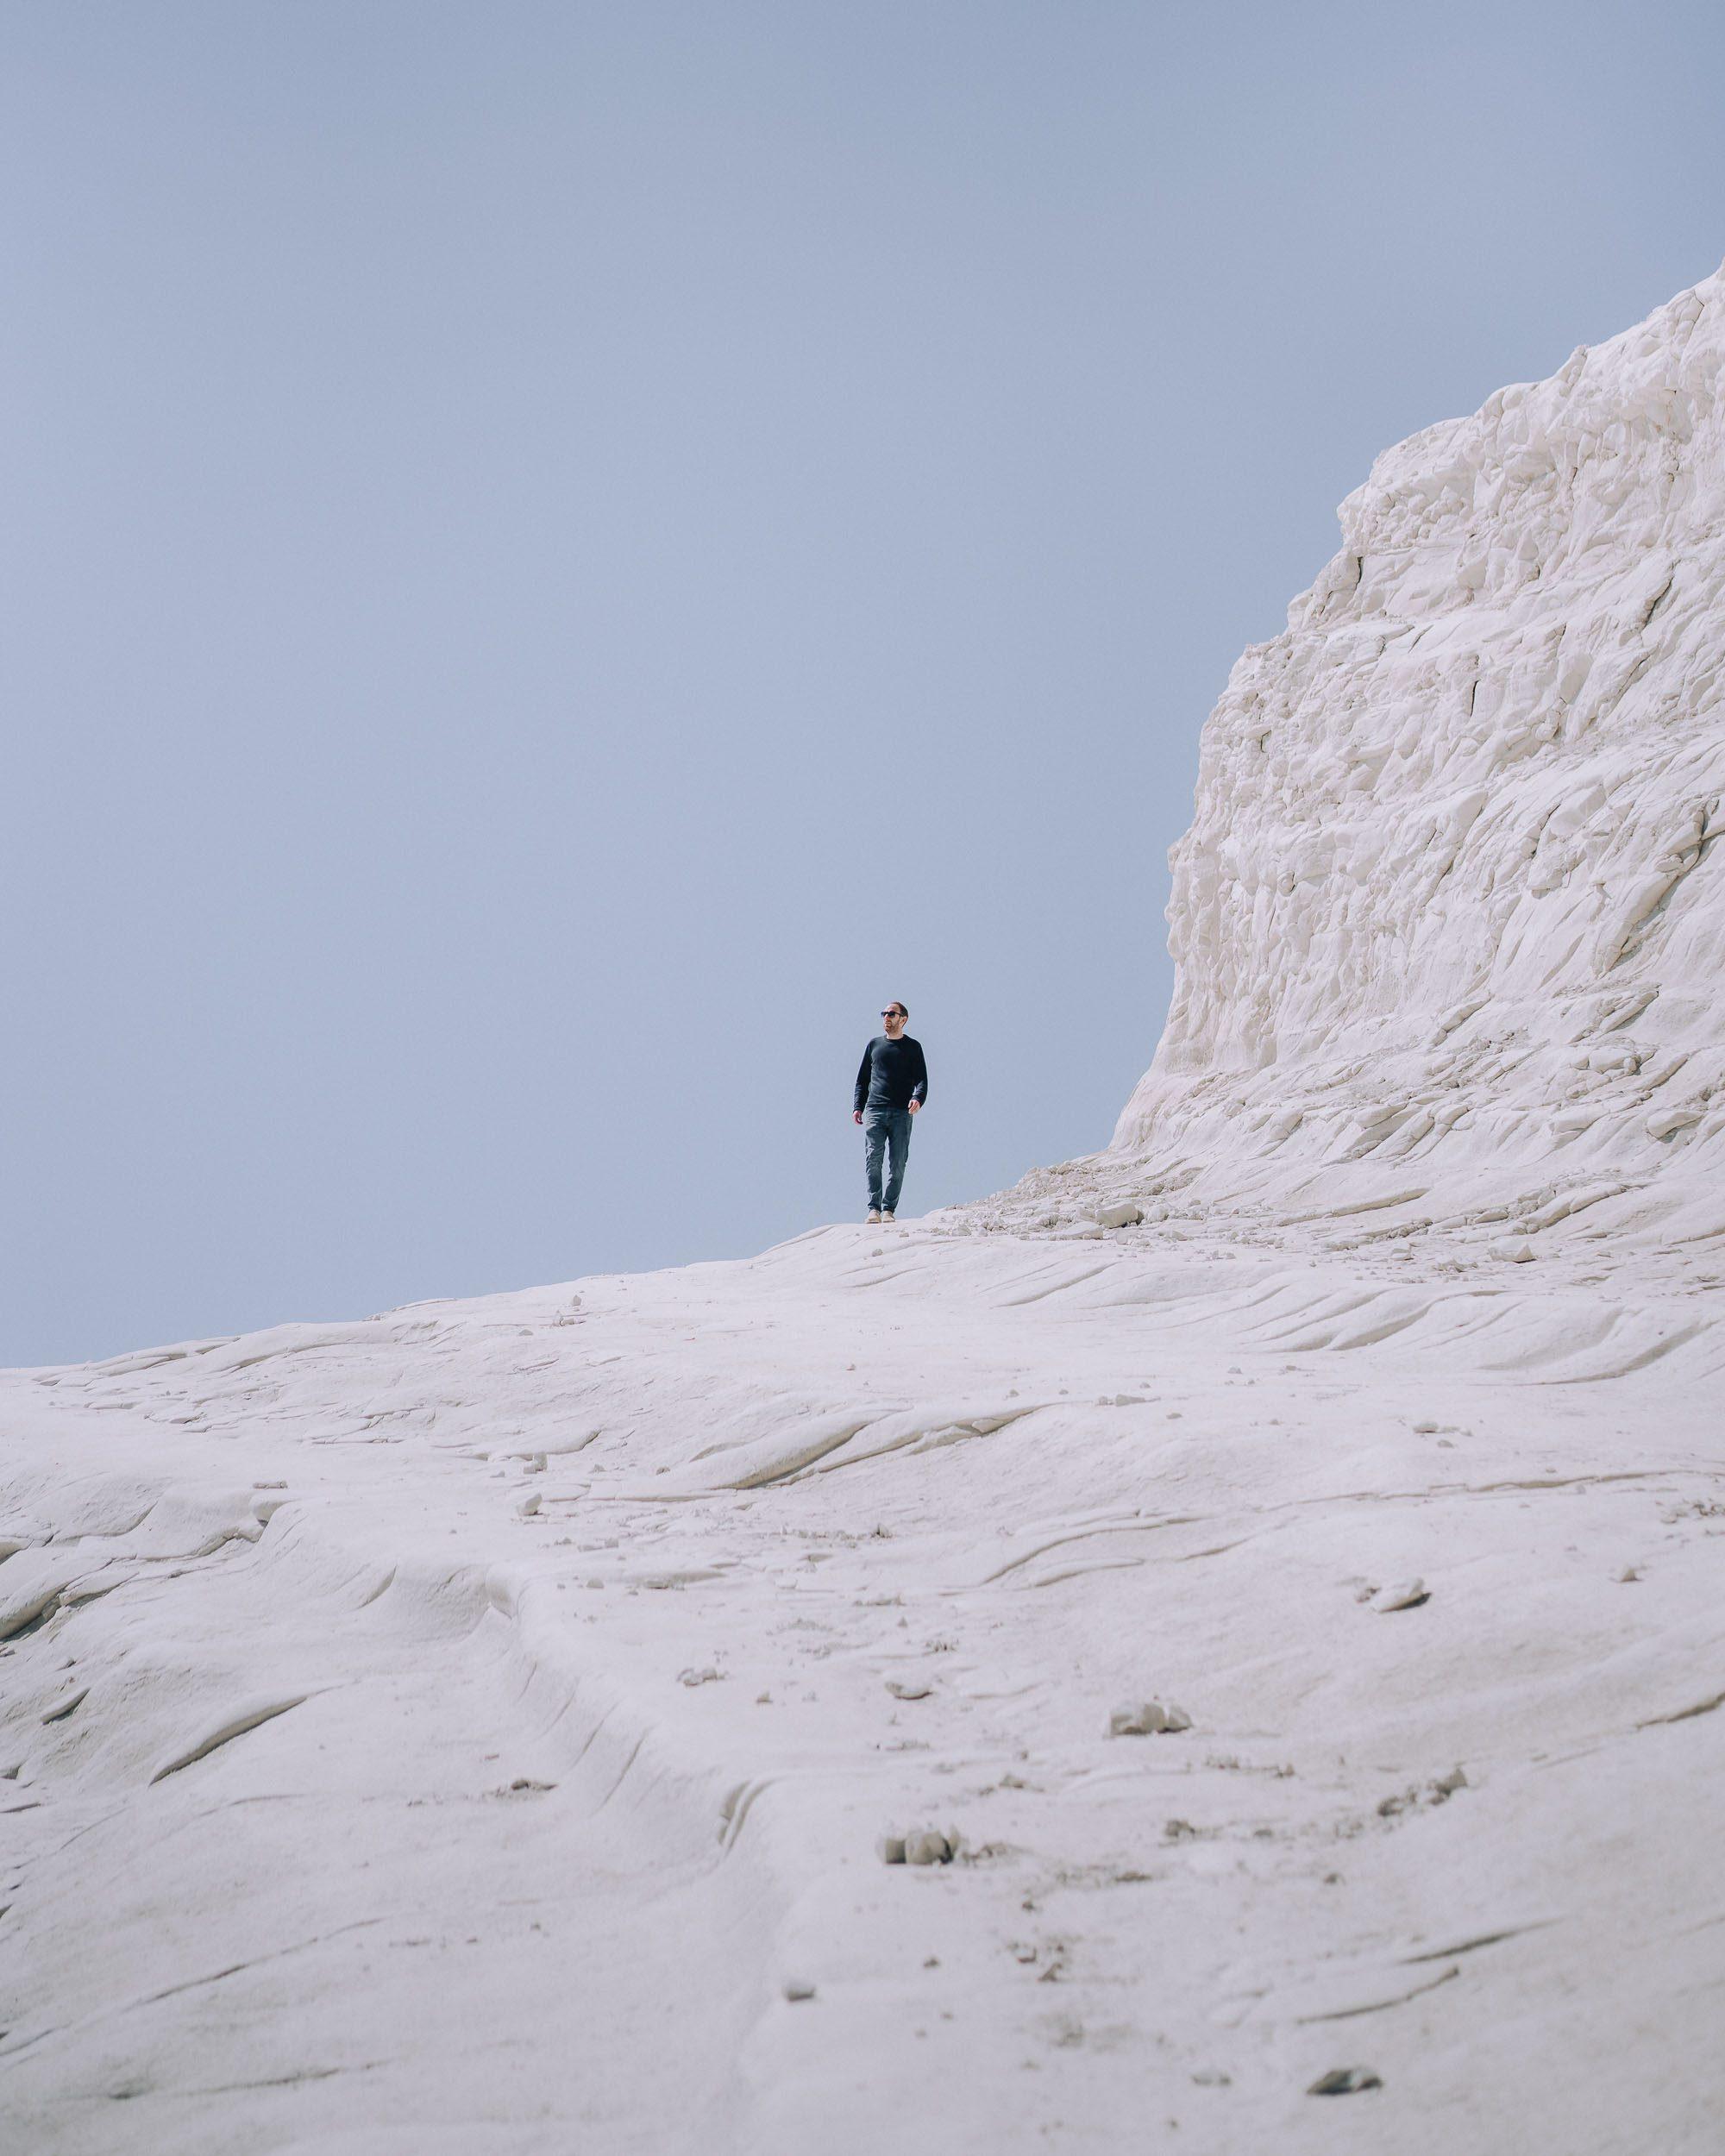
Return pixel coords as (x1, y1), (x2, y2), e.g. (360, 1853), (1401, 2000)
(881, 1010), (904, 1018)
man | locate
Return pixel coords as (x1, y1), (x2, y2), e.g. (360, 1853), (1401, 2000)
(852, 1001), (928, 1225)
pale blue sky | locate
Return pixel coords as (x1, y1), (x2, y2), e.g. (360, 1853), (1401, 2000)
(5, 1), (1722, 1363)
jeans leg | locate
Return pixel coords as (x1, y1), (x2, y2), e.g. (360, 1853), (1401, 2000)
(863, 1114), (888, 1211)
(882, 1110), (912, 1213)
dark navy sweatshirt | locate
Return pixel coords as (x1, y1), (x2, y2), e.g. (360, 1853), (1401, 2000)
(854, 1034), (929, 1115)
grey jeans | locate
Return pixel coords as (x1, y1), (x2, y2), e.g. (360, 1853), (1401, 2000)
(863, 1108), (913, 1214)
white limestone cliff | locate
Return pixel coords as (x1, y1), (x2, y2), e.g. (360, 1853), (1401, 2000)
(1109, 268), (1725, 1246)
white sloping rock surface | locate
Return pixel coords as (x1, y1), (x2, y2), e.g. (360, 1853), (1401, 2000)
(1, 1239), (1720, 2155)
(4, 273), (1724, 2156)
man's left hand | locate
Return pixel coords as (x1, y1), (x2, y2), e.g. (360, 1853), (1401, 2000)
(908, 1100), (921, 1114)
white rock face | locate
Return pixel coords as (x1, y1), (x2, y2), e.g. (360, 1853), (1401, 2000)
(1115, 267), (1725, 1244)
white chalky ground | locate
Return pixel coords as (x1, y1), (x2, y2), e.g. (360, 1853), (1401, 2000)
(2, 1220), (1719, 2154)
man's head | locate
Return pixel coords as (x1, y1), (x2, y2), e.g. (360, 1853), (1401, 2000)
(881, 1001), (907, 1039)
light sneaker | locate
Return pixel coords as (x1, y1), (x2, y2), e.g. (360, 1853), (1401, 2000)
(881, 1212), (895, 1224)
(867, 1209), (881, 1224)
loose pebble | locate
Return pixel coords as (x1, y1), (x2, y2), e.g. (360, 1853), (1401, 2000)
(1308, 2067), (1383, 2096)
(1108, 1700), (1193, 1738)
(881, 1829), (957, 1865)
(1373, 1579), (1429, 1612)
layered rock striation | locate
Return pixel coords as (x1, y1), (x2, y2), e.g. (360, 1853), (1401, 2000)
(1111, 268), (1725, 1245)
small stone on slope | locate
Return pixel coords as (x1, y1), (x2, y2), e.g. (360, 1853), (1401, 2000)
(1108, 1700), (1193, 1737)
(1308, 2066), (1383, 2096)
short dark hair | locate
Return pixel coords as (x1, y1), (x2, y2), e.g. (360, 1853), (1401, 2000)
(888, 1000), (907, 1017)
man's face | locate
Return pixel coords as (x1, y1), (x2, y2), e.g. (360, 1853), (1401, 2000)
(881, 1005), (906, 1037)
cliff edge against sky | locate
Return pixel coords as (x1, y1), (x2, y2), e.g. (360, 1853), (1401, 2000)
(1107, 269), (1725, 1250)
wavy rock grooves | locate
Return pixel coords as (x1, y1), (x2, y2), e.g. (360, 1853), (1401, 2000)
(4, 278), (1723, 2156)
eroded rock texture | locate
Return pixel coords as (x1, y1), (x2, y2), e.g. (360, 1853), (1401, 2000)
(1114, 267), (1725, 1244)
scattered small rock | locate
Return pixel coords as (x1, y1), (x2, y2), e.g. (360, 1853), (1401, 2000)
(1308, 2067), (1382, 2096)
(888, 1678), (932, 1701)
(1378, 1764), (1467, 1817)
(781, 1978), (817, 2002)
(517, 1493), (541, 1518)
(1616, 1564), (1640, 1583)
(1096, 1201), (1144, 1229)
(1190, 2068), (1232, 2087)
(1108, 1700), (1193, 1738)
(879, 1829), (958, 1865)
(1372, 1578), (1429, 1612)
(678, 1666), (723, 1688)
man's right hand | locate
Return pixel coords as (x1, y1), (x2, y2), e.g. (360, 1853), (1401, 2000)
(853, 1111), (863, 1125)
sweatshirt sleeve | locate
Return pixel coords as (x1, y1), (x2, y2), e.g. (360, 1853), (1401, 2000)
(854, 1041), (874, 1114)
(911, 1042), (928, 1105)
